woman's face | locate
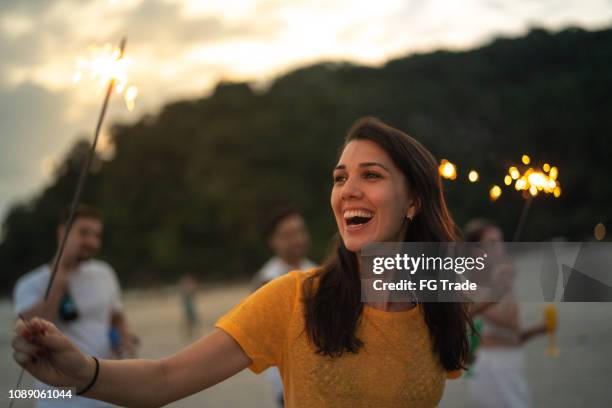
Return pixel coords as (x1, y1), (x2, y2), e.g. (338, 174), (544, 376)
(331, 139), (417, 253)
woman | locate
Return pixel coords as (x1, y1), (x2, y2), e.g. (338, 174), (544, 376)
(464, 218), (548, 408)
(12, 117), (471, 407)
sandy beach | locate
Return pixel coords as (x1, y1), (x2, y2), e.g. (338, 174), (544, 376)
(2, 282), (611, 407)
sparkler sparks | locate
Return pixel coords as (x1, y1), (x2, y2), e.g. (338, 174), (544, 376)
(439, 159), (457, 180)
(73, 42), (139, 111)
(509, 164), (561, 198)
(505, 156), (562, 241)
(468, 170), (479, 182)
(489, 185), (502, 201)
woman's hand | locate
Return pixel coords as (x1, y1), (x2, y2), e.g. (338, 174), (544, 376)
(12, 317), (95, 391)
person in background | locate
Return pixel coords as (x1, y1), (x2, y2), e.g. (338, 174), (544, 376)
(252, 206), (317, 290)
(13, 204), (135, 408)
(252, 206), (317, 406)
(464, 218), (549, 408)
(179, 273), (200, 339)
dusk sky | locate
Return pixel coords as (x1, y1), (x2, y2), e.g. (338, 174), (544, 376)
(1, 0), (611, 222)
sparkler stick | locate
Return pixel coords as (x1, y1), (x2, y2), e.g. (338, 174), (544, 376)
(512, 196), (533, 242)
(10, 37), (128, 408)
(506, 160), (561, 241)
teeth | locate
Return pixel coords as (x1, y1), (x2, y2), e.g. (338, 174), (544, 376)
(343, 209), (374, 219)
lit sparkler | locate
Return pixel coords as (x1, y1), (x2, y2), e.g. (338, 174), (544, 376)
(10, 38), (132, 408)
(74, 42), (138, 111)
(505, 157), (562, 241)
(439, 159), (457, 180)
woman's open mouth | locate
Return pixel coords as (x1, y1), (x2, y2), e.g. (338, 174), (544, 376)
(343, 209), (374, 231)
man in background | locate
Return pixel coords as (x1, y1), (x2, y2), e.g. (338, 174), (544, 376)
(13, 204), (134, 408)
(252, 206), (317, 289)
(252, 206), (317, 407)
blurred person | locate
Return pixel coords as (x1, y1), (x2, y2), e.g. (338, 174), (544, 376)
(13, 204), (135, 408)
(463, 218), (549, 408)
(12, 117), (472, 407)
(179, 273), (200, 338)
(252, 206), (317, 406)
(252, 206), (317, 289)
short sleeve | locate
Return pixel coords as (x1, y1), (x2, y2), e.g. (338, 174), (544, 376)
(14, 273), (46, 315)
(106, 265), (123, 312)
(215, 271), (299, 373)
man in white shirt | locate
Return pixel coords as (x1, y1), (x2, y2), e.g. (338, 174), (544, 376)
(13, 204), (134, 408)
(252, 206), (317, 407)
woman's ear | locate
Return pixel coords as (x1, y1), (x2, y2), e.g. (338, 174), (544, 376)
(407, 196), (421, 219)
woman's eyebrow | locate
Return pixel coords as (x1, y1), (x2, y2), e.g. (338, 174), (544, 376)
(334, 162), (390, 172)
(359, 162), (390, 172)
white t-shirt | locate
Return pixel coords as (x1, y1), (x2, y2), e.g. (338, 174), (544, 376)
(252, 256), (317, 288)
(13, 260), (123, 408)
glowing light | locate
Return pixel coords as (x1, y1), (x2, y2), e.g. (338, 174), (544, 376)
(528, 171), (547, 189)
(549, 166), (558, 180)
(594, 223), (606, 241)
(468, 170), (479, 182)
(543, 163), (551, 172)
(74, 43), (138, 111)
(125, 86), (138, 111)
(522, 155), (530, 165)
(489, 185), (502, 201)
(506, 161), (561, 199)
(439, 159), (457, 180)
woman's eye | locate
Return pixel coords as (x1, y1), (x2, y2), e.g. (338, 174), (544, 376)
(333, 174), (347, 184)
(364, 172), (381, 179)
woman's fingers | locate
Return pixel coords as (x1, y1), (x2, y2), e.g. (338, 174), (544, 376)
(12, 335), (40, 358)
(38, 328), (71, 352)
(13, 350), (36, 366)
(29, 317), (56, 336)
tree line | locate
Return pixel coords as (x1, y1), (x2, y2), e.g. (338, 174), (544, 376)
(2, 26), (610, 294)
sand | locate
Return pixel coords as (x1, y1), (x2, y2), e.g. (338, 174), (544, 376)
(2, 282), (611, 407)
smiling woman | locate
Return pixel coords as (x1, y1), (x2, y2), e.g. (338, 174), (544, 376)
(12, 117), (470, 408)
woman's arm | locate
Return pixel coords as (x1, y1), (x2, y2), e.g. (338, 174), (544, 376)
(519, 323), (547, 344)
(13, 319), (251, 407)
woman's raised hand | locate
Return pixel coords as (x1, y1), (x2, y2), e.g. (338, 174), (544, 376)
(12, 317), (95, 391)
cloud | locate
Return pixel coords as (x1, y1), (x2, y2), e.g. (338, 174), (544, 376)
(0, 81), (74, 216)
(112, 0), (282, 46)
(0, 0), (611, 223)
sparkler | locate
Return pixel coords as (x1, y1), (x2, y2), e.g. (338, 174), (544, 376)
(439, 159), (457, 180)
(74, 42), (138, 111)
(10, 38), (131, 408)
(508, 158), (561, 241)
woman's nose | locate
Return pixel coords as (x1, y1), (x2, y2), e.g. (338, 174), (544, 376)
(341, 178), (363, 200)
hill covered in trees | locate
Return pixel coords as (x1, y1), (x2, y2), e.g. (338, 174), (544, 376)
(2, 26), (610, 294)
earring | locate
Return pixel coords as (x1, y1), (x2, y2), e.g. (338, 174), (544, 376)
(406, 215), (412, 223)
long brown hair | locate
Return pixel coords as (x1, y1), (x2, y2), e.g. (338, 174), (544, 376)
(303, 117), (471, 370)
